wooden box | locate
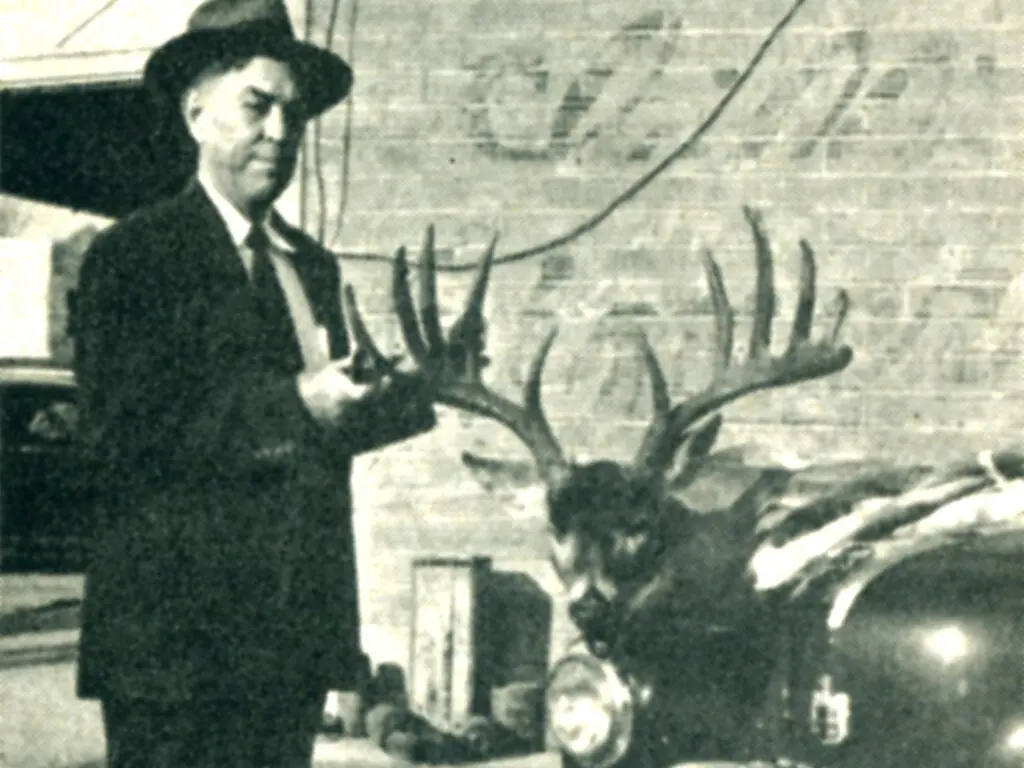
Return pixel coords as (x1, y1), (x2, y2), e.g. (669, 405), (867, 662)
(409, 557), (494, 731)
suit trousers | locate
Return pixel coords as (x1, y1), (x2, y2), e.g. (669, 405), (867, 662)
(100, 689), (327, 768)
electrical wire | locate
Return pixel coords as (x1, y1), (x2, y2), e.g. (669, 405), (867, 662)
(56, 0), (124, 48)
(328, 0), (359, 247)
(327, 0), (813, 272)
(299, 0), (315, 231)
(314, 0), (347, 243)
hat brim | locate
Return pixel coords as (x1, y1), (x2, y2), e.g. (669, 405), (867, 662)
(144, 26), (353, 118)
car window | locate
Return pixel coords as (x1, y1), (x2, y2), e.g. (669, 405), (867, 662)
(1, 385), (79, 451)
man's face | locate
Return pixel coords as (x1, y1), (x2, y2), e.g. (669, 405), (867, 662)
(183, 56), (307, 217)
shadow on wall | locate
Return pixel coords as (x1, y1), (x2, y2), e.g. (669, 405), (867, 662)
(484, 570), (552, 687)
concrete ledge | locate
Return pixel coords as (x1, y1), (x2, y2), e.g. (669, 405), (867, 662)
(314, 738), (561, 767)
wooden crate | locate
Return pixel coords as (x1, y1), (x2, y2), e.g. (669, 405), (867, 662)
(409, 557), (494, 731)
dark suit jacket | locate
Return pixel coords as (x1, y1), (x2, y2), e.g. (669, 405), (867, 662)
(72, 179), (435, 701)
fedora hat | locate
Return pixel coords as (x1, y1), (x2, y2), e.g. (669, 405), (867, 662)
(143, 0), (353, 118)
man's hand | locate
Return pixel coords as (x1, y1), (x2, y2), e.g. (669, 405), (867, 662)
(297, 356), (383, 428)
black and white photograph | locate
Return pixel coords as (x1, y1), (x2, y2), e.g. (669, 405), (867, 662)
(1, 0), (1022, 766)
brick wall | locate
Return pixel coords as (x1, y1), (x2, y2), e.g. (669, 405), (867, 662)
(297, 0), (1024, 670)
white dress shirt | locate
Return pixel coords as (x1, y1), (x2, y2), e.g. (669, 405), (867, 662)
(198, 173), (332, 371)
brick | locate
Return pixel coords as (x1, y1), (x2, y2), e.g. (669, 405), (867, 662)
(835, 247), (927, 284)
(773, 387), (863, 427)
(362, 566), (414, 626)
(862, 392), (1008, 431)
(822, 209), (908, 246)
(859, 426), (1022, 468)
(992, 29), (1024, 67)
(716, 423), (866, 466)
(282, 0), (1024, 666)
(791, 174), (867, 210)
(840, 282), (907, 318)
(372, 515), (551, 557)
(906, 283), (1001, 318)
(924, 138), (1000, 173)
(990, 211), (1024, 246)
(666, 30), (774, 69)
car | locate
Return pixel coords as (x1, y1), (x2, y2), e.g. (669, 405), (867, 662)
(543, 461), (1024, 768)
(0, 357), (89, 573)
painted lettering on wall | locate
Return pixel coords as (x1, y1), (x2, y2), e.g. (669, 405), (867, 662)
(463, 10), (682, 162)
(463, 13), (965, 173)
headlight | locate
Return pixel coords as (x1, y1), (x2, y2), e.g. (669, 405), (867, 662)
(545, 653), (633, 768)
(984, 717), (1024, 768)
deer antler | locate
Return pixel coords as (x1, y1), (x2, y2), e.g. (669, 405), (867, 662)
(343, 226), (571, 488)
(632, 206), (853, 475)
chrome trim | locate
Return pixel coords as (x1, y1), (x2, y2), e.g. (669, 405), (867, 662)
(0, 365), (76, 388)
(824, 536), (962, 631)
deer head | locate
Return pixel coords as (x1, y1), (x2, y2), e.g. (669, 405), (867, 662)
(344, 207), (853, 644)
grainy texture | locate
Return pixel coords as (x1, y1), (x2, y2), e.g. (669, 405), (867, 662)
(16, 0), (1024, 677)
(297, 0), (1024, 671)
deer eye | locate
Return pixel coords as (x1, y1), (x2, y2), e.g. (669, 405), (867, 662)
(619, 518), (650, 537)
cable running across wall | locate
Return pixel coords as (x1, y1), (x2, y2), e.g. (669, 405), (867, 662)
(316, 0), (814, 271)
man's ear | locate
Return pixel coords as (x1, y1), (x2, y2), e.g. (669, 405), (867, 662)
(181, 88), (206, 143)
(461, 450), (541, 494)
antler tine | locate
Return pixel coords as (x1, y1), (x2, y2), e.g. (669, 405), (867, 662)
(634, 207), (854, 475)
(462, 233), (498, 327)
(794, 240), (851, 350)
(447, 232), (498, 383)
(632, 252), (735, 471)
(744, 205), (776, 359)
(437, 327), (569, 487)
(522, 328), (567, 478)
(394, 228), (570, 488)
(418, 225), (446, 355)
(392, 246), (430, 364)
(789, 240), (816, 351)
(342, 283), (398, 375)
(702, 249), (734, 377)
(827, 288), (851, 346)
(637, 331), (672, 418)
(631, 331), (672, 469)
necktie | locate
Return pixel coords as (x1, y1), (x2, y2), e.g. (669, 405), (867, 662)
(246, 225), (295, 364)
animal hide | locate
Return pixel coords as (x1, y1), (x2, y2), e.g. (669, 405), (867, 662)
(748, 446), (1024, 591)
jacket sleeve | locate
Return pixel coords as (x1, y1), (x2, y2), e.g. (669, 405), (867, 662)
(73, 229), (323, 489)
(335, 370), (438, 456)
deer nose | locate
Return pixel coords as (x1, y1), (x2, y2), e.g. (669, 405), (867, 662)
(568, 587), (614, 638)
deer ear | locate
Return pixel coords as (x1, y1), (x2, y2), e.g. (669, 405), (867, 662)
(461, 450), (542, 493)
(665, 412), (723, 490)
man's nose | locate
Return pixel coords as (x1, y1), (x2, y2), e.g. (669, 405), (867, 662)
(263, 105), (288, 142)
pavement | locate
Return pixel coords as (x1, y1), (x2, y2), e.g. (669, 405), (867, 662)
(0, 575), (558, 768)
(0, 650), (558, 768)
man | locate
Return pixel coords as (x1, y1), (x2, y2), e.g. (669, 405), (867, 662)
(72, 1), (438, 765)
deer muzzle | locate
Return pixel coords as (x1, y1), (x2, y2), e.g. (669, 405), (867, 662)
(569, 586), (621, 653)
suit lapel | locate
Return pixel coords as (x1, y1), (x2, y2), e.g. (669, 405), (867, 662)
(177, 179), (249, 284)
(270, 213), (351, 361)
(175, 180), (307, 373)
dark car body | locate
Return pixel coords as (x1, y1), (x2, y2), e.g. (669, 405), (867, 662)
(550, 525), (1024, 768)
(0, 358), (88, 572)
